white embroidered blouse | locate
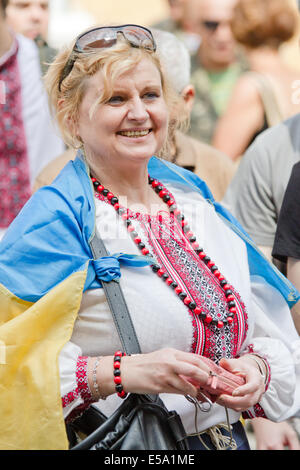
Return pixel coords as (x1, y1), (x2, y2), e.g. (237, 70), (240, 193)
(58, 183), (300, 434)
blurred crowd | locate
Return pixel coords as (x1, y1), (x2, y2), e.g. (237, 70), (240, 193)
(1, 0), (300, 450)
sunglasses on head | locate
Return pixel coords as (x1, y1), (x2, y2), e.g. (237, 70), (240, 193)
(58, 24), (157, 92)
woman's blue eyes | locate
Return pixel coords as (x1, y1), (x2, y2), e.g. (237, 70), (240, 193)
(108, 93), (159, 104)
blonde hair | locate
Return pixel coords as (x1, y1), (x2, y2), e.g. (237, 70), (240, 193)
(44, 32), (186, 156)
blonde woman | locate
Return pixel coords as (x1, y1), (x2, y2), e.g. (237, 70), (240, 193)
(0, 25), (299, 450)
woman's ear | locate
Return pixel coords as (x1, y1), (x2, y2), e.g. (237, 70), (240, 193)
(180, 84), (195, 114)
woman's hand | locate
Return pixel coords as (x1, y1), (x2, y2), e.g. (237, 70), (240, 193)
(121, 348), (211, 397)
(215, 356), (265, 412)
(252, 418), (300, 450)
(90, 348), (211, 399)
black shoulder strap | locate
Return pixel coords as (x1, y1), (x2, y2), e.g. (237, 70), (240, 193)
(89, 232), (141, 356)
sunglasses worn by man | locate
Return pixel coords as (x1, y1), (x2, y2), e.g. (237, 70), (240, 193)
(58, 24), (157, 92)
(202, 20), (231, 32)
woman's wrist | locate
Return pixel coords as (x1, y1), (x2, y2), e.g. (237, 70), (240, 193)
(87, 355), (115, 400)
(244, 353), (268, 387)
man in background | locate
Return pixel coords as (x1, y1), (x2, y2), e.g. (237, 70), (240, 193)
(5, 0), (55, 73)
(184, 0), (248, 144)
(0, 0), (64, 239)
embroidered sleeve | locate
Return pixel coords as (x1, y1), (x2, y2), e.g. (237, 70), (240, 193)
(59, 342), (94, 421)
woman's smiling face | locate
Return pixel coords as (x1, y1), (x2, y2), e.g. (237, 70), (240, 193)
(75, 57), (169, 169)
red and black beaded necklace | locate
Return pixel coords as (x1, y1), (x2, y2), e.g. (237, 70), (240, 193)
(91, 175), (237, 329)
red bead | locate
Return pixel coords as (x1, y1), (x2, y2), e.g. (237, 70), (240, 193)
(141, 248), (149, 255)
(226, 294), (235, 302)
(192, 242), (199, 250)
(157, 268), (165, 277)
(115, 350), (122, 356)
(114, 361), (121, 369)
(182, 220), (188, 227)
(186, 231), (193, 239)
(175, 286), (182, 295)
(173, 209), (181, 217)
(127, 225), (135, 232)
(159, 189), (167, 198)
(199, 252), (207, 260)
(167, 199), (175, 207)
(151, 180), (159, 188)
(91, 177), (97, 183)
(184, 297), (192, 305)
(134, 237), (141, 244)
(122, 213), (129, 220)
(229, 307), (237, 314)
(218, 275), (225, 281)
(194, 307), (202, 315)
(223, 284), (230, 291)
(217, 321), (224, 329)
(114, 203), (120, 211)
(117, 390), (127, 399)
(96, 184), (104, 193)
(204, 315), (213, 324)
(107, 192), (114, 200)
(227, 316), (234, 324)
(213, 270), (221, 278)
(166, 277), (173, 286)
(114, 376), (122, 385)
(207, 261), (215, 269)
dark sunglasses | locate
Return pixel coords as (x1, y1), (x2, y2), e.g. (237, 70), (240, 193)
(202, 20), (221, 32)
(58, 24), (157, 92)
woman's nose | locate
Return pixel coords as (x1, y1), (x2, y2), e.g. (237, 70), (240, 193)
(127, 97), (149, 121)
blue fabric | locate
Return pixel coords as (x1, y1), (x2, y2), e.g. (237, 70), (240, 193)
(93, 253), (153, 282)
(0, 150), (298, 307)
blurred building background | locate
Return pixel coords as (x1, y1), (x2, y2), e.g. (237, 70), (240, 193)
(48, 0), (300, 70)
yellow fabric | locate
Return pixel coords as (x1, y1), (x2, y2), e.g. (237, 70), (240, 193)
(0, 270), (87, 450)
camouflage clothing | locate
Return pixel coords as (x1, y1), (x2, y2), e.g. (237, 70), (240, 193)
(189, 53), (248, 144)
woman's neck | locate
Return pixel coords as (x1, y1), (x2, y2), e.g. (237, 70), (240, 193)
(88, 157), (164, 214)
(246, 47), (282, 72)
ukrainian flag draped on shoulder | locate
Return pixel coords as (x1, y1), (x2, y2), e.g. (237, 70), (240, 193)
(0, 151), (298, 450)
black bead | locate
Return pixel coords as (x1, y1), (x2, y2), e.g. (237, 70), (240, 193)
(115, 384), (123, 393)
(179, 292), (187, 300)
(114, 355), (122, 362)
(111, 197), (118, 205)
(195, 248), (204, 254)
(138, 242), (145, 249)
(118, 208), (126, 215)
(113, 369), (121, 376)
(131, 231), (138, 238)
(211, 265), (218, 272)
(93, 181), (99, 187)
(163, 194), (171, 203)
(102, 189), (109, 197)
(220, 279), (227, 287)
(148, 177), (154, 184)
(162, 273), (169, 280)
(189, 301), (197, 310)
(200, 313), (207, 320)
(183, 224), (190, 233)
(203, 256), (211, 264)
(126, 220), (132, 227)
(225, 289), (233, 297)
(189, 236), (197, 243)
(151, 264), (160, 272)
(228, 301), (236, 308)
(170, 282), (178, 289)
(155, 185), (163, 193)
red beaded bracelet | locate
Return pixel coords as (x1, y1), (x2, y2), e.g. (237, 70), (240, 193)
(113, 350), (127, 399)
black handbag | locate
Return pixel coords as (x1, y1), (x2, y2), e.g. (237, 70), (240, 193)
(68, 231), (190, 450)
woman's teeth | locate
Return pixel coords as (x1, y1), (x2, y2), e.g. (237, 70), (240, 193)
(118, 129), (150, 137)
